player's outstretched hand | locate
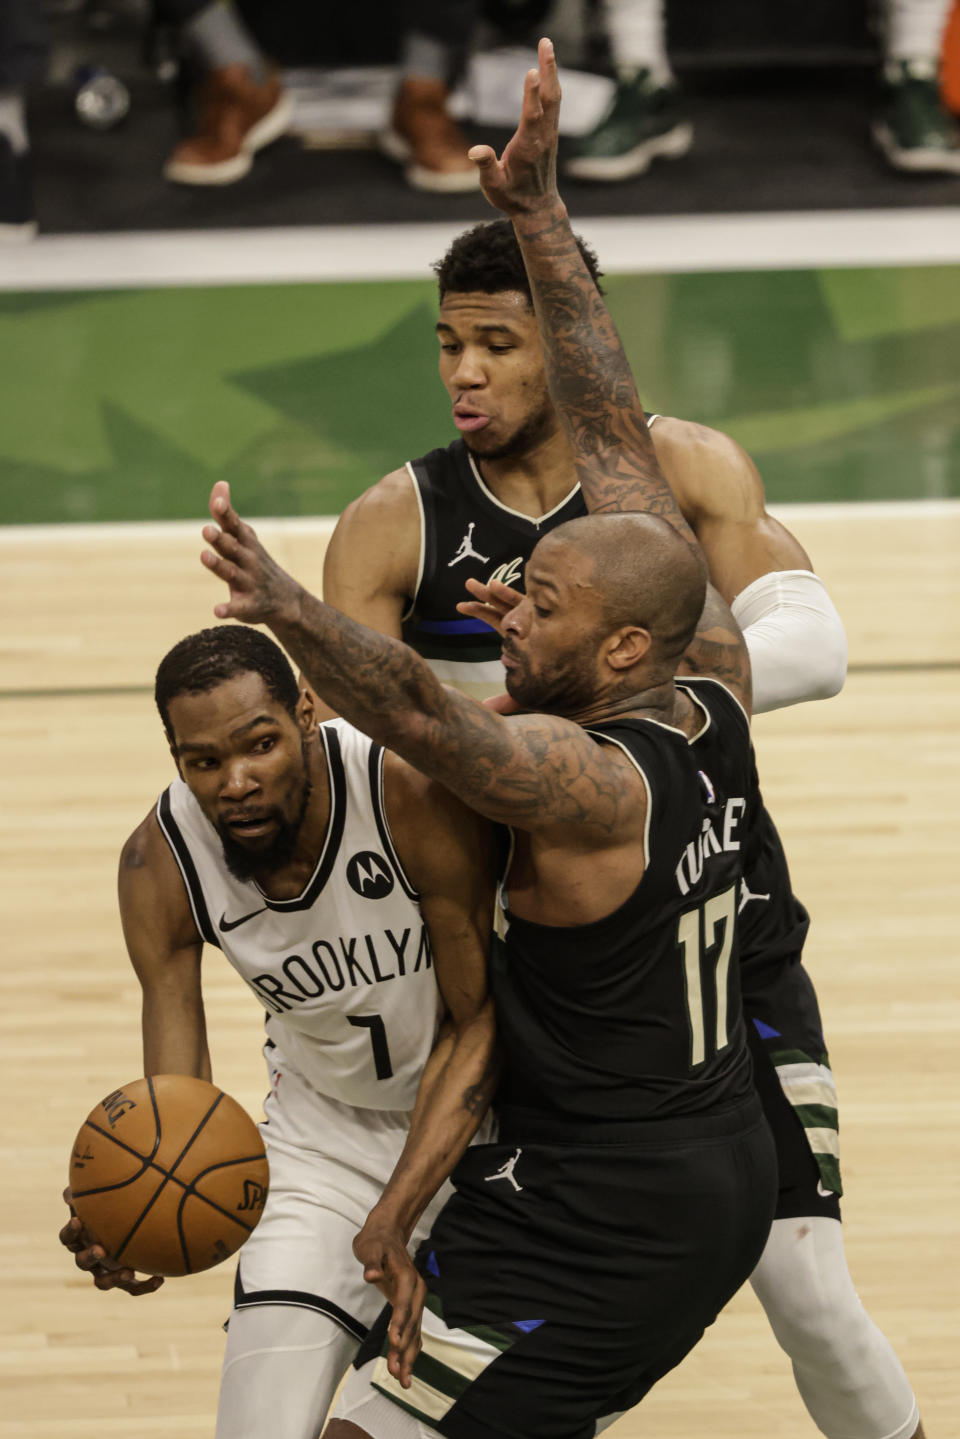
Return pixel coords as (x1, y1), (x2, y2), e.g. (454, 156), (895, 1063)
(353, 1214), (426, 1389)
(457, 575), (524, 635)
(469, 36), (561, 216)
(59, 1188), (164, 1296)
(201, 481), (301, 626)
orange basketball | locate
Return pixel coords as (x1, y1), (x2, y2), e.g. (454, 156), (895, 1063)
(68, 1075), (269, 1277)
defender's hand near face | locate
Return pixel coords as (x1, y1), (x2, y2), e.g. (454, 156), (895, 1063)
(457, 576), (524, 636)
(469, 37), (561, 216)
(201, 481), (302, 626)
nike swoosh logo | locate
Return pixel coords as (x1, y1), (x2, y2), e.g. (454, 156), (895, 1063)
(219, 906), (269, 932)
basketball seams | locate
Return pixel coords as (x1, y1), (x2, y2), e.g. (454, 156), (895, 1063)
(69, 1075), (268, 1276)
(175, 1154), (269, 1273)
(70, 1120), (159, 1198)
(117, 1089), (227, 1270)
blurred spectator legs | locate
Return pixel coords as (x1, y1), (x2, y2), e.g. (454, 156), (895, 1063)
(565, 0), (692, 181)
(160, 0), (291, 185)
(875, 0), (960, 171)
(0, 0), (47, 239)
(380, 0), (480, 192)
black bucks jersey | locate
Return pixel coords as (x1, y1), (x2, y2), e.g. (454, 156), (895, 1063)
(400, 435), (810, 1003)
(492, 679), (757, 1128)
(157, 719), (442, 1110)
(401, 439), (583, 700)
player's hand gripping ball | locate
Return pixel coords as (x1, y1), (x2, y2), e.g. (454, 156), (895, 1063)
(68, 1075), (269, 1277)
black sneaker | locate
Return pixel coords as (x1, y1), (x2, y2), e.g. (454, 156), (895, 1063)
(0, 134), (36, 241)
(565, 69), (693, 182)
(873, 59), (960, 174)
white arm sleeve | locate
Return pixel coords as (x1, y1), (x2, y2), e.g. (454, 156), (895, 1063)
(730, 570), (847, 714)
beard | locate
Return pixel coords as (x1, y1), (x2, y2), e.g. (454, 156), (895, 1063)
(503, 643), (598, 716)
(463, 400), (555, 463)
(216, 769), (313, 883)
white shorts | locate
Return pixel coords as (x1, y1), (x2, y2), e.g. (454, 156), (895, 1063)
(233, 1040), (492, 1338)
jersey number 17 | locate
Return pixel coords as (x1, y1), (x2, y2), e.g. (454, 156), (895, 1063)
(676, 884), (736, 1068)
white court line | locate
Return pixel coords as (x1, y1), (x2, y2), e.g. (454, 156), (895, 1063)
(3, 499), (959, 545)
(3, 210), (960, 291)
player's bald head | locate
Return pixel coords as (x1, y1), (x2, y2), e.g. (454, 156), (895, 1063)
(535, 514), (707, 668)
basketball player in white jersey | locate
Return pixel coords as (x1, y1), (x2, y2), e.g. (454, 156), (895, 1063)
(60, 624), (499, 1439)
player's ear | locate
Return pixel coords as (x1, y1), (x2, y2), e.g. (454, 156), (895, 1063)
(606, 625), (651, 671)
(295, 682), (319, 734)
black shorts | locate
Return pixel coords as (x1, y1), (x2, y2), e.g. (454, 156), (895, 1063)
(744, 961), (842, 1219)
(359, 1096), (777, 1439)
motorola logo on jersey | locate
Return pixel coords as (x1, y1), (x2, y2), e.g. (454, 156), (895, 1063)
(346, 851), (395, 899)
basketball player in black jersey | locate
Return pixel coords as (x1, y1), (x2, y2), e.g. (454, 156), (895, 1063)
(202, 484), (777, 1439)
(195, 48), (791, 1427)
(317, 64), (923, 1439)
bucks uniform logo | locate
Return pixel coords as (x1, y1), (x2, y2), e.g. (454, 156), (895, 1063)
(346, 851), (395, 899)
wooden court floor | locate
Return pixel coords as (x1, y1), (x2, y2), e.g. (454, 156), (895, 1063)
(1, 505), (958, 1437)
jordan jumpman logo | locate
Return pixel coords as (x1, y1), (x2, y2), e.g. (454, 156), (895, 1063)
(448, 522), (490, 567)
(484, 1147), (524, 1192)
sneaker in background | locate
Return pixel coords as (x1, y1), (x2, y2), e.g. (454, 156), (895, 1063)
(163, 63), (292, 185)
(564, 68), (693, 182)
(380, 77), (480, 193)
(873, 59), (960, 174)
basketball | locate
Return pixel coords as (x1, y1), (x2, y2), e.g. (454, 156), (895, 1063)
(68, 1075), (269, 1277)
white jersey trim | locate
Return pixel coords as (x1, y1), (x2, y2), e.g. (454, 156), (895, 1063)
(367, 742), (419, 903)
(678, 675), (752, 733)
(156, 787), (220, 949)
(401, 462), (426, 625)
(466, 452), (580, 526)
(583, 731), (653, 875)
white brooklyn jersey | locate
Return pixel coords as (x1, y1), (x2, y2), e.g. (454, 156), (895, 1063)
(157, 719), (442, 1111)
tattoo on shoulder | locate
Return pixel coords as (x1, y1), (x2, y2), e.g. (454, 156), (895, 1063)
(681, 587), (751, 700)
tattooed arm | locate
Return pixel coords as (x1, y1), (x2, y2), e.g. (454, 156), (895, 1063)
(202, 483), (647, 835)
(469, 39), (694, 543)
(468, 39), (750, 713)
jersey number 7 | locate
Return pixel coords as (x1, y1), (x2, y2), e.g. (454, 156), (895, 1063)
(348, 1013), (394, 1080)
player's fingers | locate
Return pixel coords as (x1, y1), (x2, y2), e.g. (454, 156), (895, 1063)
(124, 1274), (165, 1296)
(462, 577), (494, 602)
(91, 1264), (131, 1290)
(455, 601), (500, 625)
(200, 549), (245, 593)
(488, 578), (523, 605)
(58, 1215), (82, 1247)
(208, 479), (234, 525)
(467, 144), (498, 171)
(73, 1243), (108, 1270)
(200, 521), (246, 562)
(537, 36), (561, 106)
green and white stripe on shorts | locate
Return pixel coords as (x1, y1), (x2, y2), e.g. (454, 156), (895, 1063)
(371, 1293), (519, 1426)
(769, 1047), (843, 1196)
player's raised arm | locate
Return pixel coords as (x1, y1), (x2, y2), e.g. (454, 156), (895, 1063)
(201, 484), (653, 838)
(469, 38), (692, 542)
